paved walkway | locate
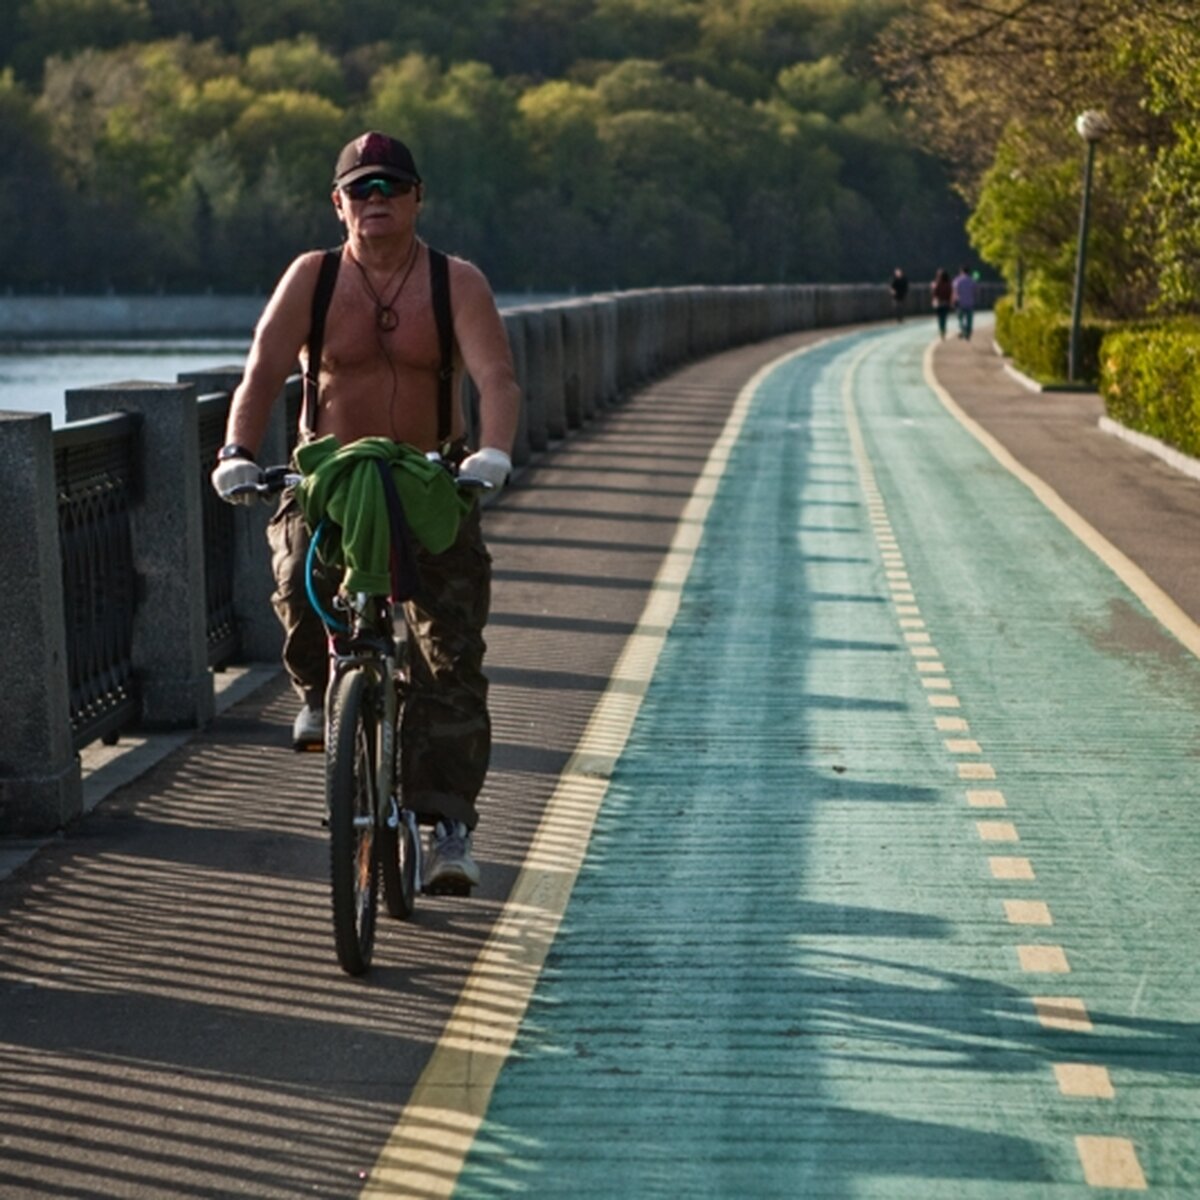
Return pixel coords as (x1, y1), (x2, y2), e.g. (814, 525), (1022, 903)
(1, 317), (1197, 1198)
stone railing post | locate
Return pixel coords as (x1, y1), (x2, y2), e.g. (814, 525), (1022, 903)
(503, 311), (533, 466)
(182, 368), (285, 663)
(0, 413), (83, 835)
(66, 383), (215, 729)
(540, 311), (567, 441)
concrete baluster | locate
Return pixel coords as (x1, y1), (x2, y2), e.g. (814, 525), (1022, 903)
(66, 382), (215, 730)
(502, 311), (532, 466)
(0, 413), (83, 835)
(541, 310), (567, 440)
(181, 368), (286, 664)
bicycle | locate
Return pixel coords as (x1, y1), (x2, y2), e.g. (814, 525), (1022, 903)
(232, 460), (488, 976)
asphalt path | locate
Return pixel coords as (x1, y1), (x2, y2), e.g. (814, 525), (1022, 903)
(1, 317), (1197, 1197)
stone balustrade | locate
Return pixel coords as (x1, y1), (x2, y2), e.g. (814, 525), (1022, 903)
(0, 281), (1002, 835)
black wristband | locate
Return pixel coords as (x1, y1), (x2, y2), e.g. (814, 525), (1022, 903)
(217, 443), (256, 463)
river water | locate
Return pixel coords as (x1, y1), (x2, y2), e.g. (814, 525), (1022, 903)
(0, 338), (254, 425)
(0, 294), (567, 426)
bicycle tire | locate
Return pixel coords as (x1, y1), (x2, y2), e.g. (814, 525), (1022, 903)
(380, 816), (417, 919)
(327, 667), (380, 975)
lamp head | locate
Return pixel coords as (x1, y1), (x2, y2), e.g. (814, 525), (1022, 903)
(1075, 110), (1111, 142)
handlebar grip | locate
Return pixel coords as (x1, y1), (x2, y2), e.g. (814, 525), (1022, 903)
(456, 474), (494, 491)
(224, 466), (301, 499)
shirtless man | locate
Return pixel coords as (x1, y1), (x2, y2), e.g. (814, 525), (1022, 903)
(210, 131), (520, 892)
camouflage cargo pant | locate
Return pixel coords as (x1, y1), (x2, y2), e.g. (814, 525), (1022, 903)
(266, 496), (492, 830)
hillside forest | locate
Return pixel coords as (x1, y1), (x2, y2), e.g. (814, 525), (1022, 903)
(0, 0), (975, 294)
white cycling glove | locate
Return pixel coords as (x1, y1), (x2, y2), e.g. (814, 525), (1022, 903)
(458, 447), (512, 491)
(211, 457), (264, 506)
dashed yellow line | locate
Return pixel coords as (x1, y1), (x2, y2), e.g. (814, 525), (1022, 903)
(1035, 997), (1094, 1032)
(990, 856), (1035, 881)
(1076, 1137), (1148, 1190)
(1005, 899), (1054, 927)
(846, 334), (1153, 1192)
(1018, 944), (1071, 973)
(1057, 1064), (1115, 1099)
(967, 789), (1006, 808)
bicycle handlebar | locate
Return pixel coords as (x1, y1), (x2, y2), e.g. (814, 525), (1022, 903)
(225, 460), (493, 501)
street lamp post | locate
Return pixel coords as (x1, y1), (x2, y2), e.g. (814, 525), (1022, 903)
(1068, 109), (1111, 384)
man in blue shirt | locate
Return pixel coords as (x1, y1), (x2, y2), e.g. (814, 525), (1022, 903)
(952, 266), (977, 340)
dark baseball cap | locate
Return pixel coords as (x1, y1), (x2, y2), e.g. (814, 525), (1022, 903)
(333, 132), (421, 186)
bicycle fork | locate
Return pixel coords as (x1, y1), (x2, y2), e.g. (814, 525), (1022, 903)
(376, 651), (424, 894)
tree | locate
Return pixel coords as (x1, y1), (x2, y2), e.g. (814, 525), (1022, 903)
(13, 0), (152, 82)
(366, 55), (525, 274)
(0, 70), (81, 286)
(878, 0), (1200, 315)
(243, 35), (344, 102)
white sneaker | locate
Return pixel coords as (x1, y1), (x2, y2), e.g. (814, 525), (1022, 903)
(292, 704), (324, 752)
(424, 821), (480, 895)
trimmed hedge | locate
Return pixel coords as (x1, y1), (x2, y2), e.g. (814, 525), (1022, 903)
(1100, 320), (1200, 459)
(993, 296), (1110, 386)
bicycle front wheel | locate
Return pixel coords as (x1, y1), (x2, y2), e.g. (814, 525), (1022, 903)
(327, 667), (380, 976)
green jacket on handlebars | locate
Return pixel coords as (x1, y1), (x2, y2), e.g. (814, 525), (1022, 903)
(294, 435), (473, 595)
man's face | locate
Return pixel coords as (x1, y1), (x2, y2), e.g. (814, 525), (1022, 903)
(333, 175), (421, 238)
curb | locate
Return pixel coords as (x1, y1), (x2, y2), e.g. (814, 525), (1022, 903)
(1099, 416), (1200, 484)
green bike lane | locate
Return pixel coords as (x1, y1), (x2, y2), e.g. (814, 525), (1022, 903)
(371, 323), (1200, 1197)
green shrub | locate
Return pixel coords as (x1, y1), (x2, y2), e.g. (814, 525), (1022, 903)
(1100, 320), (1200, 458)
(993, 295), (1110, 386)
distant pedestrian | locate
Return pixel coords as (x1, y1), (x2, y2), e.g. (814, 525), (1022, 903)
(952, 265), (977, 340)
(930, 268), (952, 339)
(889, 268), (909, 321)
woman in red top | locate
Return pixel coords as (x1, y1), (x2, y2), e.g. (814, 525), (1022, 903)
(930, 268), (953, 340)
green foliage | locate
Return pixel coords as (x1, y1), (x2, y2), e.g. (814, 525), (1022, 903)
(969, 115), (1166, 321)
(993, 295), (1110, 387)
(0, 69), (82, 285)
(15, 0), (152, 80)
(1138, 24), (1200, 312)
(1101, 321), (1200, 457)
(243, 35), (344, 101)
(586, 0), (703, 63)
(883, 1), (1200, 322)
(777, 56), (872, 118)
(0, 1), (975, 292)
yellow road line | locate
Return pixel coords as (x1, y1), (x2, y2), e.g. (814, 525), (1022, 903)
(990, 856), (1036, 880)
(1056, 1064), (1115, 1099)
(1034, 996), (1093, 1032)
(359, 339), (835, 1199)
(861, 332), (1149, 1188)
(1076, 1136), (1148, 1190)
(1018, 944), (1071, 973)
(924, 341), (1200, 661)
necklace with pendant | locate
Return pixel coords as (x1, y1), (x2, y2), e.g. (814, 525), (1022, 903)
(352, 239), (421, 331)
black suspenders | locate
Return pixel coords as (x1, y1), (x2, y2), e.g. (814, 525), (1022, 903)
(301, 248), (341, 440)
(429, 248), (454, 453)
(303, 245), (454, 445)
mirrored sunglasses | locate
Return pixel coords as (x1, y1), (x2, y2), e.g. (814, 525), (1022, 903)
(342, 176), (415, 201)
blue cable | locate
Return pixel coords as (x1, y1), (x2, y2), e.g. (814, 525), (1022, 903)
(305, 519), (349, 633)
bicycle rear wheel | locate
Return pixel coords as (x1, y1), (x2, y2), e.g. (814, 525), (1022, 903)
(380, 813), (417, 919)
(327, 667), (380, 975)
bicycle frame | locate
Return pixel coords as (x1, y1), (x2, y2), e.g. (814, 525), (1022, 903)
(328, 592), (421, 894)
